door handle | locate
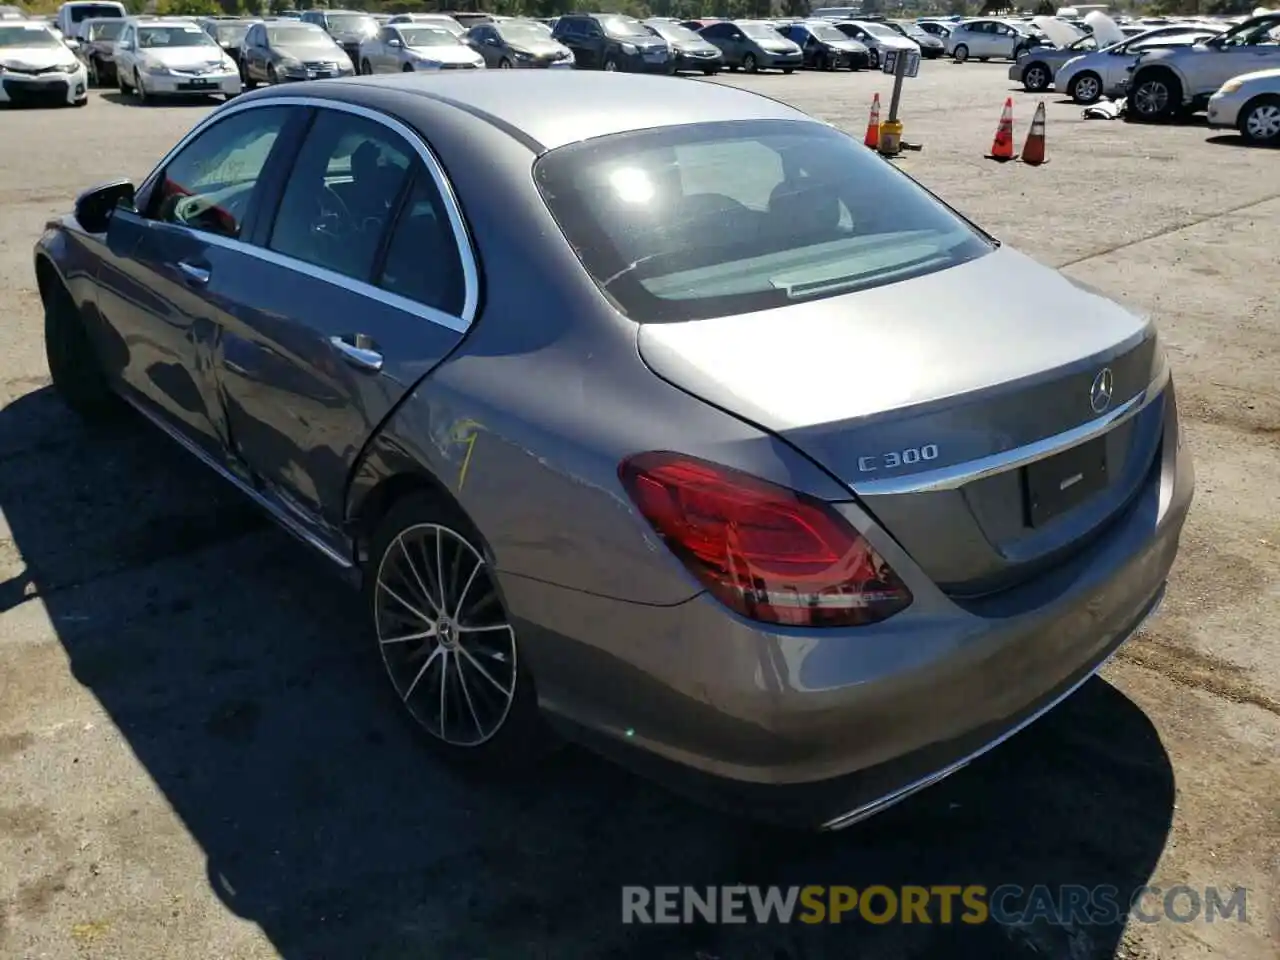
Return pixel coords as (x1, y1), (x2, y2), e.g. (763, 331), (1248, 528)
(328, 334), (383, 373)
(178, 260), (210, 285)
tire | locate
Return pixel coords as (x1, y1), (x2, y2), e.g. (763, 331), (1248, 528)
(701, 66), (717, 75)
(1068, 71), (1102, 105)
(867, 49), (878, 69)
(498, 57), (512, 69)
(134, 69), (148, 104)
(1127, 69), (1179, 123)
(360, 58), (373, 75)
(87, 56), (99, 87)
(742, 52), (757, 73)
(1022, 62), (1049, 92)
(365, 493), (552, 770)
(953, 43), (968, 62)
(240, 60), (256, 88)
(43, 274), (121, 423)
(602, 56), (618, 72)
(402, 63), (413, 72)
(782, 67), (793, 74)
(978, 56), (989, 62)
(117, 65), (130, 95)
(267, 64), (278, 84)
(1239, 94), (1280, 145)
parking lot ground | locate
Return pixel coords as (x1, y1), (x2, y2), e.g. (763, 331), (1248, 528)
(0, 62), (1277, 960)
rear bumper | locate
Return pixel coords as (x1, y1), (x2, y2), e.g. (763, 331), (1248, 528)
(508, 395), (1193, 828)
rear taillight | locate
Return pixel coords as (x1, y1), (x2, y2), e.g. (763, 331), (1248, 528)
(618, 452), (913, 628)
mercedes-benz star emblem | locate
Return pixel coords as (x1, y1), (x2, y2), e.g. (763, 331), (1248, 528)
(1090, 367), (1114, 415)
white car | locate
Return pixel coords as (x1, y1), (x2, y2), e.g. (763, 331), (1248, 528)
(1054, 26), (1223, 104)
(833, 19), (917, 69)
(357, 22), (484, 73)
(385, 13), (465, 37)
(0, 19), (87, 107)
(1208, 65), (1280, 143)
(114, 17), (240, 102)
(945, 18), (1041, 62)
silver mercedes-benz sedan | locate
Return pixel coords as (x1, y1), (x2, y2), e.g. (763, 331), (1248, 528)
(34, 71), (1193, 830)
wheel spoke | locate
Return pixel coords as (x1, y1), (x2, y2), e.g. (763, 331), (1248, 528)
(458, 645), (512, 698)
(457, 622), (511, 634)
(378, 578), (434, 625)
(452, 560), (482, 621)
(438, 649), (450, 740)
(380, 627), (437, 646)
(455, 656), (484, 735)
(398, 534), (441, 616)
(402, 643), (443, 702)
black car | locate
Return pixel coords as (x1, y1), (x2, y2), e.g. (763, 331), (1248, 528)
(643, 18), (723, 74)
(77, 16), (125, 86)
(200, 16), (258, 67)
(780, 20), (870, 70)
(552, 13), (673, 73)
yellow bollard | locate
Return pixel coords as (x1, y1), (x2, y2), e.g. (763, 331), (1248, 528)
(878, 119), (903, 157)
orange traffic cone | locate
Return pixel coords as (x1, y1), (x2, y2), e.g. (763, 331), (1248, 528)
(864, 93), (881, 149)
(986, 97), (1017, 162)
(1020, 101), (1048, 165)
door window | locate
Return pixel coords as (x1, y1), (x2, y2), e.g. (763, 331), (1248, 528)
(377, 169), (465, 317)
(149, 107), (291, 240)
(268, 109), (413, 282)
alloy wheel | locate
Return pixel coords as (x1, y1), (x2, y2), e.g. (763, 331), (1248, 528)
(1072, 74), (1100, 103)
(1134, 78), (1170, 118)
(373, 522), (518, 747)
(1024, 65), (1047, 91)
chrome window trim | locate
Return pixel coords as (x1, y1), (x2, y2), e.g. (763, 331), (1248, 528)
(134, 93), (480, 329)
(851, 360), (1172, 497)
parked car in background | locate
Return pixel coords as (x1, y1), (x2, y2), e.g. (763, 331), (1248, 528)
(442, 10), (497, 30)
(358, 22), (484, 73)
(780, 19), (870, 70)
(387, 13), (465, 37)
(1126, 12), (1280, 122)
(887, 20), (945, 58)
(833, 19), (916, 69)
(1208, 65), (1280, 143)
(75, 15), (124, 86)
(643, 18), (723, 74)
(113, 17), (239, 102)
(240, 19), (354, 86)
(38, 71), (1192, 832)
(0, 19), (88, 106)
(0, 5), (24, 19)
(466, 18), (571, 69)
(699, 19), (802, 73)
(1053, 26), (1223, 103)
(945, 18), (1042, 62)
(551, 13), (673, 72)
(54, 0), (124, 40)
(300, 8), (378, 66)
(915, 19), (953, 41)
(200, 16), (257, 72)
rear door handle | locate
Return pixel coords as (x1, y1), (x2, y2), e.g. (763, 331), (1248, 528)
(178, 260), (210, 285)
(328, 334), (383, 373)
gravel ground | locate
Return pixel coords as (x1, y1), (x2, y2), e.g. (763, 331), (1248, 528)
(0, 62), (1277, 960)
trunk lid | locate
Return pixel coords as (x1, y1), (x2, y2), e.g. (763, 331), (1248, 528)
(636, 246), (1168, 596)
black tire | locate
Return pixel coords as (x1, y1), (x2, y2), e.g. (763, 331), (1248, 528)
(1068, 70), (1102, 105)
(117, 65), (130, 95)
(402, 62), (413, 72)
(267, 64), (278, 84)
(365, 493), (553, 770)
(134, 69), (148, 104)
(1238, 94), (1280, 145)
(240, 60), (256, 88)
(952, 43), (968, 62)
(43, 274), (121, 423)
(742, 52), (757, 73)
(1022, 61), (1050, 92)
(602, 56), (618, 72)
(498, 57), (512, 69)
(701, 66), (717, 75)
(87, 56), (99, 87)
(1126, 69), (1179, 123)
(782, 67), (793, 74)
(360, 58), (373, 75)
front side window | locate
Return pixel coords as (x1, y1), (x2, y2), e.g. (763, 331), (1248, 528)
(150, 108), (290, 239)
(534, 120), (993, 324)
(269, 110), (412, 282)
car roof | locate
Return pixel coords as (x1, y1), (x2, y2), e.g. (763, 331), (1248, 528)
(252, 71), (812, 153)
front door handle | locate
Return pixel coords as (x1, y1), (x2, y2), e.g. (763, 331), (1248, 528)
(329, 334), (383, 373)
(178, 260), (210, 285)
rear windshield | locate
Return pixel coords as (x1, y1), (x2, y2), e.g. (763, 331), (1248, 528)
(533, 120), (992, 324)
(69, 4), (122, 22)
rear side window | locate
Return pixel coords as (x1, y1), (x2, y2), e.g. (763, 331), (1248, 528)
(533, 120), (993, 324)
(377, 171), (465, 317)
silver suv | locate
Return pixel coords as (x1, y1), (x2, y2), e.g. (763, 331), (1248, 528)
(1125, 12), (1280, 122)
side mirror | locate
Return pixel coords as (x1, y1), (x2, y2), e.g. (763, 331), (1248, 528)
(388, 37), (402, 47)
(64, 38), (81, 50)
(75, 179), (135, 234)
